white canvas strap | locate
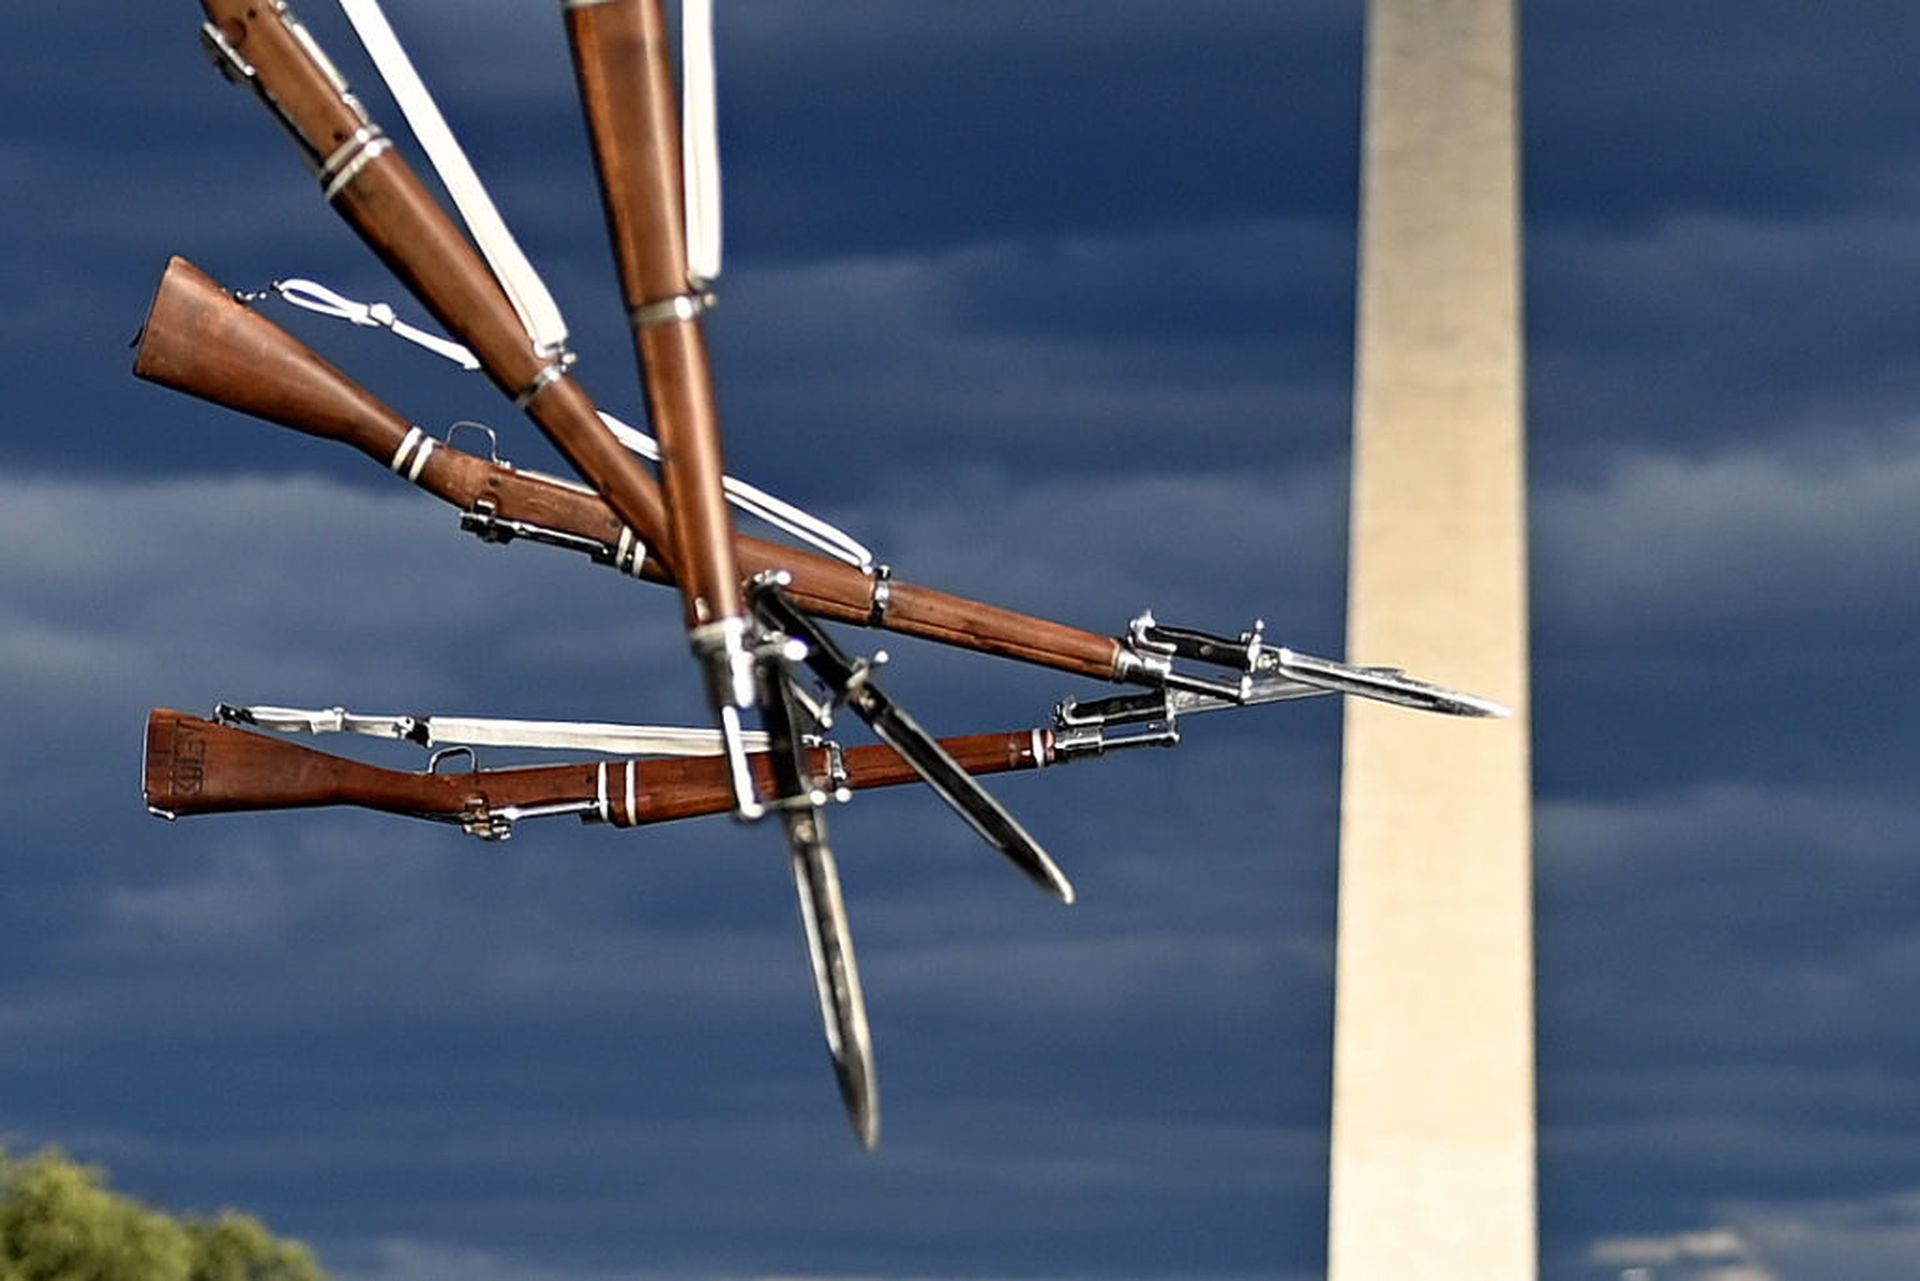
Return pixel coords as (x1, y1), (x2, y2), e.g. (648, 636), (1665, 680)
(594, 411), (873, 569)
(255, 276), (875, 570)
(335, 0), (572, 357)
(228, 704), (771, 757)
(681, 0), (723, 285)
(273, 277), (482, 370)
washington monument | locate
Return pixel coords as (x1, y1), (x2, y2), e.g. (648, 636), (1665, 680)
(1326, 0), (1537, 1276)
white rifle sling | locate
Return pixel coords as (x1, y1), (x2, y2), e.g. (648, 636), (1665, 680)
(255, 275), (876, 569)
(334, 0), (572, 357)
(225, 704), (770, 757)
(681, 0), (722, 286)
(426, 716), (771, 756)
(274, 277), (481, 369)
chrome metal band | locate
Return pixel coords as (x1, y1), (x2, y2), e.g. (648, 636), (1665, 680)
(199, 21), (256, 82)
(1113, 647), (1173, 687)
(319, 126), (391, 202)
(614, 527), (649, 578)
(1030, 727), (1048, 769)
(389, 427), (423, 475)
(513, 361), (568, 410)
(624, 759), (638, 826)
(595, 761), (611, 825)
(387, 427), (435, 483)
(866, 565), (894, 627)
(629, 292), (715, 329)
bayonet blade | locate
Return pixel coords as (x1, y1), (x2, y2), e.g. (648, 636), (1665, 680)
(1265, 648), (1510, 718)
(753, 579), (1076, 905)
(761, 659), (879, 1149)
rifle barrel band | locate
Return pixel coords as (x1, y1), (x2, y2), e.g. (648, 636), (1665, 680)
(388, 427), (435, 483)
(615, 527), (650, 578)
(513, 361), (568, 410)
(630, 292), (715, 329)
(866, 565), (893, 626)
(319, 126), (391, 202)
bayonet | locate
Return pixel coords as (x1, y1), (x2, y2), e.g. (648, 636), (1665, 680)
(751, 576), (1076, 905)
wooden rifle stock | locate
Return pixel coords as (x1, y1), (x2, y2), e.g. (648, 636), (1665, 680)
(146, 710), (1053, 832)
(133, 258), (1128, 680)
(134, 256), (669, 582)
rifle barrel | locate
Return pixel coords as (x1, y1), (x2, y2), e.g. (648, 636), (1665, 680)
(566, 0), (761, 808)
(133, 258), (1127, 681)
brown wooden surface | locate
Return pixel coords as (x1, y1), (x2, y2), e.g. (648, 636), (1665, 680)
(147, 712), (1052, 832)
(885, 580), (1127, 675)
(568, 0), (744, 629)
(134, 257), (415, 461)
(146, 709), (476, 819)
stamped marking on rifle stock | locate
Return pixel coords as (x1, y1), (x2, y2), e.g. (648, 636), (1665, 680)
(168, 717), (208, 798)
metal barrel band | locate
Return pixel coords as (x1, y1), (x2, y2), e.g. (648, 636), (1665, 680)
(387, 427), (435, 483)
(629, 291), (716, 329)
(512, 360), (569, 411)
(319, 126), (392, 202)
(866, 565), (894, 627)
(613, 527), (650, 578)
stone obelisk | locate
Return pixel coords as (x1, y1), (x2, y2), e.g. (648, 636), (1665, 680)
(1326, 0), (1535, 1277)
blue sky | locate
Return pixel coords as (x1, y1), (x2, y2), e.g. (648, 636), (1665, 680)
(4, 3), (1920, 1279)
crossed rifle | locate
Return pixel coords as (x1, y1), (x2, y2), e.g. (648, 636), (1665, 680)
(145, 0), (1503, 1148)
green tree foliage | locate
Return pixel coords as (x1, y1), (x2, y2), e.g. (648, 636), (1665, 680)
(0, 1148), (326, 1281)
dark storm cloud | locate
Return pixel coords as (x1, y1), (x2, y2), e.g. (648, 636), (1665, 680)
(1534, 425), (1920, 637)
(1536, 780), (1920, 1252)
(1528, 213), (1920, 472)
(1525, 0), (1920, 229)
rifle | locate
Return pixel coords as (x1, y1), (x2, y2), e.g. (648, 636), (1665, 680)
(145, 708), (1055, 836)
(147, 659), (1364, 839)
(133, 257), (1503, 720)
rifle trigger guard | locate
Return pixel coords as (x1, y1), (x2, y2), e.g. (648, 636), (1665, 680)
(444, 420), (502, 463)
(513, 360), (568, 410)
(428, 746), (478, 774)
